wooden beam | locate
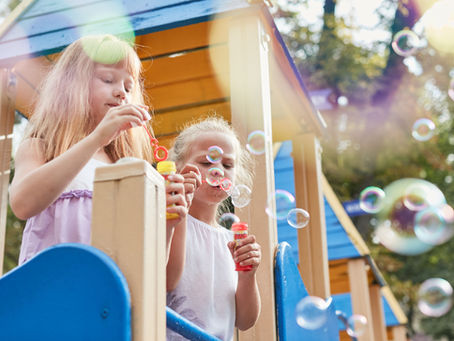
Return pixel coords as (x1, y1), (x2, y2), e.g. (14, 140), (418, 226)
(228, 12), (277, 341)
(370, 284), (387, 341)
(293, 133), (331, 298)
(392, 325), (407, 341)
(322, 174), (370, 256)
(348, 258), (375, 341)
(142, 44), (228, 88)
(381, 286), (408, 325)
(0, 68), (15, 274)
(91, 160), (167, 341)
(136, 19), (229, 59)
(147, 74), (228, 111)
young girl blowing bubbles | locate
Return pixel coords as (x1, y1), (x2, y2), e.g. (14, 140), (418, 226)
(9, 34), (188, 265)
(166, 117), (262, 341)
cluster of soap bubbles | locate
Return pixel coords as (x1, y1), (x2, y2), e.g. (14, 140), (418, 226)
(359, 179), (454, 317)
(389, 1), (454, 143)
(361, 179), (454, 255)
(382, 2), (454, 320)
(203, 131), (310, 231)
(295, 297), (368, 336)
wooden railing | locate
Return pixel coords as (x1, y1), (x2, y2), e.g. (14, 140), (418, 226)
(91, 159), (168, 341)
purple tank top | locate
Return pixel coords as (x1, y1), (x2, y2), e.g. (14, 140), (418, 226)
(18, 159), (107, 264)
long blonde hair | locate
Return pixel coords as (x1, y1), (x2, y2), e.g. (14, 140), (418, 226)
(25, 34), (153, 162)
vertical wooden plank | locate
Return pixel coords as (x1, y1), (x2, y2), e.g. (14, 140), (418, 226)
(91, 160), (167, 341)
(392, 325), (407, 341)
(0, 69), (16, 275)
(228, 11), (277, 341)
(348, 258), (375, 341)
(293, 134), (331, 298)
(370, 285), (387, 341)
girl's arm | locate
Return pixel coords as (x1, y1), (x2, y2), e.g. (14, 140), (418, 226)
(163, 173), (187, 282)
(166, 218), (186, 292)
(166, 164), (201, 292)
(228, 235), (262, 330)
(10, 134), (102, 220)
(9, 104), (149, 220)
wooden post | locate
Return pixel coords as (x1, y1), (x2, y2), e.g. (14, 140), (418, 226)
(392, 326), (407, 341)
(228, 11), (277, 341)
(91, 159), (167, 341)
(348, 258), (375, 341)
(0, 69), (15, 275)
(370, 284), (387, 341)
(293, 133), (331, 298)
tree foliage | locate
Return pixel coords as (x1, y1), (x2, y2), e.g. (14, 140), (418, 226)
(275, 0), (454, 338)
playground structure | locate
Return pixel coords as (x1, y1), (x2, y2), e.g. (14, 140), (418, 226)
(0, 0), (408, 340)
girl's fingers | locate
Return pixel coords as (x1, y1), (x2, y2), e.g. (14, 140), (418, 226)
(167, 174), (184, 183)
(109, 104), (150, 122)
(166, 183), (185, 195)
(234, 234), (256, 248)
(166, 193), (187, 207)
(166, 204), (188, 217)
(180, 164), (201, 176)
(234, 243), (261, 268)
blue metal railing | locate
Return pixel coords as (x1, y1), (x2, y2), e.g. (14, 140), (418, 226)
(166, 307), (222, 341)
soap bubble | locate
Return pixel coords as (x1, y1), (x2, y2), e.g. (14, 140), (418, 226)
(448, 78), (454, 101)
(218, 213), (240, 229)
(220, 178), (233, 193)
(359, 186), (385, 214)
(206, 145), (223, 163)
(414, 205), (454, 245)
(412, 118), (435, 142)
(374, 179), (445, 255)
(206, 167), (224, 187)
(295, 296), (330, 330)
(246, 130), (266, 155)
(287, 208), (310, 229)
(403, 182), (432, 211)
(266, 190), (295, 220)
(346, 314), (368, 337)
(391, 29), (420, 57)
(418, 278), (453, 317)
(230, 184), (252, 208)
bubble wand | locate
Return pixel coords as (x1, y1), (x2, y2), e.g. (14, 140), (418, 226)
(142, 123), (168, 162)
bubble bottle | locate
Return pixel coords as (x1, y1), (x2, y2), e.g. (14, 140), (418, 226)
(231, 222), (253, 271)
(157, 160), (179, 219)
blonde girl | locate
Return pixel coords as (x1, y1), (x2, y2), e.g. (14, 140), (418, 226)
(166, 117), (261, 341)
(9, 34), (187, 264)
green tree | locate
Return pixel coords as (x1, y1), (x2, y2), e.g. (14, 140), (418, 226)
(274, 0), (454, 338)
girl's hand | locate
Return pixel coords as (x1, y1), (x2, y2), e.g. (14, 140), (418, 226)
(92, 104), (151, 146)
(165, 173), (188, 229)
(178, 164), (202, 208)
(228, 235), (261, 275)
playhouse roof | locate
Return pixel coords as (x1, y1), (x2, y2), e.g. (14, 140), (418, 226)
(0, 0), (326, 144)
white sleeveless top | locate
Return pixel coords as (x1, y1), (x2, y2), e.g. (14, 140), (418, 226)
(166, 215), (238, 341)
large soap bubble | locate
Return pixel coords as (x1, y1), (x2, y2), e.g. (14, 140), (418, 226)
(374, 178), (446, 255)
